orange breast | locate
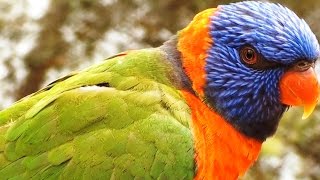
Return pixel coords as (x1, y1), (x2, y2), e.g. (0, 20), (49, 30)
(181, 90), (262, 180)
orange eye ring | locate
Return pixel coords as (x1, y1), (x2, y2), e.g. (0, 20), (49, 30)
(240, 46), (257, 65)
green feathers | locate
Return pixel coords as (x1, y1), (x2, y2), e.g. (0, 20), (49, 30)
(0, 49), (194, 179)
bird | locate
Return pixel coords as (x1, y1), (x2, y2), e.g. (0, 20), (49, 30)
(0, 1), (319, 179)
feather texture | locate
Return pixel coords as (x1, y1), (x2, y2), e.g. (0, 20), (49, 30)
(0, 49), (194, 179)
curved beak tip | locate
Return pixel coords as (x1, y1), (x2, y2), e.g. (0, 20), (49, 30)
(302, 103), (317, 119)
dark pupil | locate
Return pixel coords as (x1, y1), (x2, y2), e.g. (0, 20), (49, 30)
(246, 49), (254, 60)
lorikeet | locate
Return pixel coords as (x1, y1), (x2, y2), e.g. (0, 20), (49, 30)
(0, 1), (319, 179)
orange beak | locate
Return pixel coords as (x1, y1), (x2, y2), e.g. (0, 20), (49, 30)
(280, 67), (320, 119)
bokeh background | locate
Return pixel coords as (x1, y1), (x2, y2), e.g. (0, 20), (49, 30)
(0, 0), (320, 179)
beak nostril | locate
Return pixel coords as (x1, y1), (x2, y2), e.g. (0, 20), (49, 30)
(293, 61), (314, 72)
(298, 61), (307, 67)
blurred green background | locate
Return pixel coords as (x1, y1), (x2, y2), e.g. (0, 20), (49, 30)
(0, 0), (320, 179)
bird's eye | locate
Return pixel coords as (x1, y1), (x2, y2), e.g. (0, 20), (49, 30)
(240, 46), (257, 65)
(239, 45), (280, 70)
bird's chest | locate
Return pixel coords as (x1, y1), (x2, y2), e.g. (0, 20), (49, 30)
(181, 91), (262, 180)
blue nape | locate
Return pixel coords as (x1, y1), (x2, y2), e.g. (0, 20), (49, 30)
(204, 1), (319, 140)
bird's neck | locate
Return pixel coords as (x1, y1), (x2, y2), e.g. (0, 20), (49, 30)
(181, 90), (262, 179)
(163, 8), (262, 178)
(175, 7), (287, 141)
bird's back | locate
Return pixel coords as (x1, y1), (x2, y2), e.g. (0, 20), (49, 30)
(0, 49), (195, 179)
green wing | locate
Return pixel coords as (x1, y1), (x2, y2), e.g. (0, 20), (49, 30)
(0, 49), (194, 179)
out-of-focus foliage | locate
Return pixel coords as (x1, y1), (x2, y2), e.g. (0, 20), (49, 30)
(0, 0), (320, 179)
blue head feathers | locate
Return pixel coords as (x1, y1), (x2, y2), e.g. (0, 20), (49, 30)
(204, 1), (320, 140)
(212, 1), (319, 63)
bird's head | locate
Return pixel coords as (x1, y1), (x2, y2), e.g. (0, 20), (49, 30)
(178, 1), (320, 141)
